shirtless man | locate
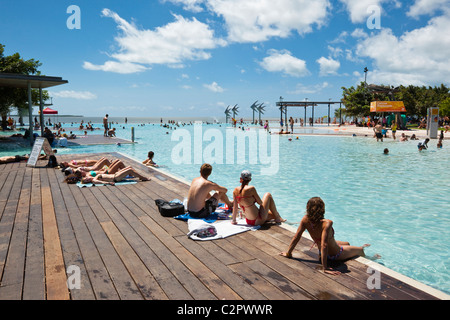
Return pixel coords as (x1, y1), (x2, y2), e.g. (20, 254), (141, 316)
(373, 121), (383, 142)
(187, 163), (232, 218)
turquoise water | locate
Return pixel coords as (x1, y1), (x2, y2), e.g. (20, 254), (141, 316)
(1, 122), (449, 295)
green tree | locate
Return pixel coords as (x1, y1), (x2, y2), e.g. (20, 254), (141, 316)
(341, 82), (390, 118)
(341, 82), (450, 120)
(0, 43), (48, 129)
(439, 97), (450, 116)
(340, 82), (371, 118)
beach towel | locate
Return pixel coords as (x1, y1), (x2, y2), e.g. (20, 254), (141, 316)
(187, 218), (260, 241)
(76, 180), (137, 188)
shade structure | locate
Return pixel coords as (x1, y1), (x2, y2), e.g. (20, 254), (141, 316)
(0, 73), (68, 145)
(42, 107), (58, 114)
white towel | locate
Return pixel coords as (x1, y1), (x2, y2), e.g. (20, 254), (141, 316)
(187, 218), (260, 241)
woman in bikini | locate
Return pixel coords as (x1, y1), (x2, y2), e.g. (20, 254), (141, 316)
(64, 159), (126, 177)
(81, 166), (150, 186)
(280, 197), (370, 275)
(231, 170), (286, 226)
(60, 157), (111, 170)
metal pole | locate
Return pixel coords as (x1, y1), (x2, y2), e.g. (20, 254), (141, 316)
(327, 103), (330, 126)
(28, 82), (33, 146)
(280, 105), (283, 125)
(304, 105), (306, 127)
(312, 105), (314, 127)
(39, 87), (44, 137)
(131, 127), (135, 143)
(285, 106), (288, 132)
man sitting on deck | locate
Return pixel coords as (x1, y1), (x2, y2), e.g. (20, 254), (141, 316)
(187, 163), (233, 218)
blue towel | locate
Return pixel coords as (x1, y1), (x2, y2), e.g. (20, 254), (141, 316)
(174, 212), (219, 223)
(76, 179), (137, 188)
(174, 203), (231, 223)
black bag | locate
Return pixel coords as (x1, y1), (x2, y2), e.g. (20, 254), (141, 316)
(155, 199), (185, 217)
(47, 155), (58, 168)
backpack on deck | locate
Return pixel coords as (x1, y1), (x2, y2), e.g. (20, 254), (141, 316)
(154, 199), (185, 217)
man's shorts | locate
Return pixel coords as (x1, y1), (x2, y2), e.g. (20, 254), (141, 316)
(188, 197), (218, 218)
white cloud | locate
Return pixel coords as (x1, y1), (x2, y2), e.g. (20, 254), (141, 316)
(83, 61), (148, 74)
(407, 0), (450, 18)
(351, 28), (368, 39)
(259, 49), (309, 77)
(83, 9), (225, 73)
(206, 0), (330, 43)
(163, 0), (206, 12)
(204, 81), (224, 92)
(339, 0), (388, 23)
(329, 31), (349, 44)
(316, 56), (340, 76)
(355, 12), (450, 86)
(288, 82), (330, 94)
(50, 90), (97, 100)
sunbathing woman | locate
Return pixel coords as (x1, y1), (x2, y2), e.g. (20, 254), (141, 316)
(60, 157), (111, 169)
(81, 166), (151, 186)
(77, 158), (124, 173)
(231, 170), (286, 226)
(280, 197), (371, 275)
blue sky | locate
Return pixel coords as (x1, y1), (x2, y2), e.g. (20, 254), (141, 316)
(1, 0), (449, 118)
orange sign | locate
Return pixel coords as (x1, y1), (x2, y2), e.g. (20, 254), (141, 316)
(370, 101), (406, 113)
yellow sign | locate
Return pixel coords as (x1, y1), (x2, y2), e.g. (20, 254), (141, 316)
(370, 101), (406, 113)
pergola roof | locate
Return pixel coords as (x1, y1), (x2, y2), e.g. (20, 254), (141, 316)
(0, 73), (68, 88)
(276, 101), (342, 107)
(0, 72), (68, 146)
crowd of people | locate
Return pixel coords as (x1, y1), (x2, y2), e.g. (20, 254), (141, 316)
(370, 118), (445, 151)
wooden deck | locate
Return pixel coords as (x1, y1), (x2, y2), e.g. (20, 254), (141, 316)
(0, 152), (444, 301)
(66, 134), (133, 146)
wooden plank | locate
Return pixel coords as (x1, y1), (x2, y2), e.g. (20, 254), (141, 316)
(40, 168), (70, 300)
(0, 169), (22, 288)
(59, 178), (120, 300)
(0, 167), (29, 299)
(118, 184), (243, 300)
(100, 220), (168, 300)
(228, 261), (293, 300)
(22, 168), (46, 300)
(98, 186), (198, 300)
(47, 168), (96, 300)
(71, 186), (144, 300)
(0, 170), (18, 221)
(112, 184), (219, 300)
(89, 186), (174, 299)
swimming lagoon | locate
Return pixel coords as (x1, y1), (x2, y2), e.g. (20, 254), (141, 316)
(1, 121), (449, 295)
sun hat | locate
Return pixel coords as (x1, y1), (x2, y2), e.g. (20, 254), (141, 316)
(240, 170), (252, 181)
